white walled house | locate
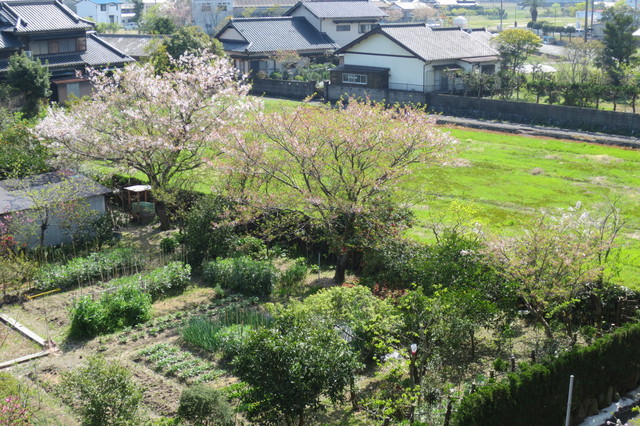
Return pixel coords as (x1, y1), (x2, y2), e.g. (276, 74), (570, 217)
(331, 23), (500, 93)
(193, 0), (233, 35)
(285, 1), (386, 47)
(75, 0), (123, 24)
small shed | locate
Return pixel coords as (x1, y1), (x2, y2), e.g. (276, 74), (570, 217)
(124, 184), (154, 222)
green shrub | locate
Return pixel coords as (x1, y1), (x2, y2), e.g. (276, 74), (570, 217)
(69, 296), (106, 338)
(101, 285), (152, 333)
(203, 257), (276, 297)
(160, 237), (177, 254)
(178, 385), (234, 426)
(34, 248), (140, 291)
(452, 322), (640, 426)
(233, 236), (266, 259)
(105, 262), (191, 300)
(183, 196), (236, 267)
(70, 285), (152, 338)
(280, 257), (307, 289)
(61, 356), (143, 425)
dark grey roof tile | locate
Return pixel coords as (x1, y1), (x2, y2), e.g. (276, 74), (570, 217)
(0, 0), (93, 33)
(217, 16), (337, 54)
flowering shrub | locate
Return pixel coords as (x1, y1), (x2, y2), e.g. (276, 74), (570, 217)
(0, 395), (31, 425)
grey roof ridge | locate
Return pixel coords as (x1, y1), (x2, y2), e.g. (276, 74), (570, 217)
(88, 31), (133, 62)
(55, 0), (96, 27)
(336, 23), (429, 61)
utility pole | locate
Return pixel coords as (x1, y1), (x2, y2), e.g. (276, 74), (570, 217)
(584, 0), (589, 42)
(500, 0), (504, 31)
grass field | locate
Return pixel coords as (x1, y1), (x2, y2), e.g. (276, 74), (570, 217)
(401, 127), (640, 289)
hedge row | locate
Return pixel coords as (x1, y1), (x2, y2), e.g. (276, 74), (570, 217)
(104, 262), (191, 301)
(453, 322), (640, 426)
(34, 248), (140, 292)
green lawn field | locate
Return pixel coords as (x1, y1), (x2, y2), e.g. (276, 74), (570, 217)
(401, 128), (640, 289)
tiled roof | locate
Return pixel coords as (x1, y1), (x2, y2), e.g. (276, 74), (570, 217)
(84, 0), (123, 4)
(216, 16), (338, 54)
(0, 32), (133, 72)
(0, 0), (93, 33)
(0, 30), (22, 49)
(98, 34), (156, 57)
(234, 0), (296, 7)
(338, 23), (498, 62)
(287, 1), (386, 19)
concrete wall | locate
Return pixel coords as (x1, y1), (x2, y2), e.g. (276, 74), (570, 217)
(428, 94), (640, 136)
(250, 78), (317, 100)
(328, 83), (427, 105)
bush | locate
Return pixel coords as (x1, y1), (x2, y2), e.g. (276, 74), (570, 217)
(183, 196), (236, 267)
(233, 236), (266, 259)
(278, 257), (307, 293)
(70, 285), (152, 338)
(178, 385), (234, 426)
(34, 248), (140, 291)
(269, 71), (283, 80)
(203, 257), (276, 297)
(160, 237), (177, 254)
(105, 261), (191, 300)
(61, 356), (143, 425)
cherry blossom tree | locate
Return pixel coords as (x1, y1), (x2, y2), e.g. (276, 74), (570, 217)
(218, 99), (456, 283)
(36, 52), (254, 230)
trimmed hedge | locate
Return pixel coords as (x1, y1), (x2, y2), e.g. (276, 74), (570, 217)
(203, 257), (276, 297)
(452, 322), (640, 426)
(34, 248), (140, 292)
(104, 262), (191, 301)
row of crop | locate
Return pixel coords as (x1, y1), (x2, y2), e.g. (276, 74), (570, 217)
(136, 343), (222, 384)
(34, 248), (141, 292)
(103, 261), (191, 301)
(452, 322), (640, 425)
(70, 262), (191, 338)
(203, 256), (307, 297)
(180, 307), (272, 357)
(115, 296), (258, 345)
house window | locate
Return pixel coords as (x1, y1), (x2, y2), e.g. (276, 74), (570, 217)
(358, 24), (372, 33)
(481, 64), (495, 74)
(30, 40), (49, 55)
(201, 2), (211, 11)
(76, 37), (87, 52)
(342, 73), (367, 85)
(336, 24), (351, 32)
(59, 38), (77, 52)
(218, 4), (227, 11)
(48, 40), (59, 54)
(100, 4), (106, 11)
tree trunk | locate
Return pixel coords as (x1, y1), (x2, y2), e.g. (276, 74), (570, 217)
(470, 330), (476, 360)
(333, 250), (349, 283)
(155, 200), (171, 231)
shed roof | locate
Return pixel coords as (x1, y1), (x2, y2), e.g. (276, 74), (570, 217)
(0, 170), (111, 214)
(216, 16), (337, 54)
(337, 23), (498, 62)
(285, 1), (386, 19)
